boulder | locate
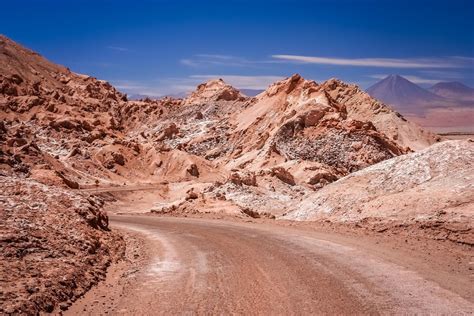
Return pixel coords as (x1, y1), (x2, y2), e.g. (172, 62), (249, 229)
(157, 123), (179, 141)
(271, 167), (296, 186)
(229, 171), (257, 186)
(185, 188), (199, 200)
(186, 163), (200, 177)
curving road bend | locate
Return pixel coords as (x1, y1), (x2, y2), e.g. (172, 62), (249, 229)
(69, 216), (473, 315)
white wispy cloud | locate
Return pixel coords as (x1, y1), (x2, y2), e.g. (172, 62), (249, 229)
(272, 55), (472, 69)
(369, 74), (442, 84)
(189, 75), (285, 89)
(450, 56), (474, 63)
(195, 54), (235, 60)
(107, 46), (130, 52)
(418, 70), (465, 80)
(180, 54), (279, 68)
(180, 59), (200, 67)
(181, 53), (474, 70)
(180, 54), (250, 67)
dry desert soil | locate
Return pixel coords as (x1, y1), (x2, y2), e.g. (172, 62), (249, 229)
(66, 215), (473, 315)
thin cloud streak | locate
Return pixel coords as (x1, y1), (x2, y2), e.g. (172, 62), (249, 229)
(180, 59), (200, 67)
(181, 53), (474, 70)
(272, 54), (472, 69)
(180, 55), (251, 67)
(107, 46), (130, 52)
(418, 70), (465, 80)
(189, 75), (285, 89)
(180, 54), (281, 68)
(195, 54), (235, 60)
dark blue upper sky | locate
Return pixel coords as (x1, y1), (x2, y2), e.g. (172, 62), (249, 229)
(2, 0), (473, 96)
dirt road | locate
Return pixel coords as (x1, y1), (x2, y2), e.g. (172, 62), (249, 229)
(68, 216), (473, 315)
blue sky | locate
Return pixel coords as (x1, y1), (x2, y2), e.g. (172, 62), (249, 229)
(2, 0), (473, 96)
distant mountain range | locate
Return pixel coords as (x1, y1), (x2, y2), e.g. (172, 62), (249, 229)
(366, 75), (474, 133)
(366, 75), (444, 114)
(429, 81), (474, 101)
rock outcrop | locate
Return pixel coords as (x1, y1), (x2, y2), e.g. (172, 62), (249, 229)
(184, 78), (246, 104)
(284, 140), (474, 244)
(321, 78), (439, 150)
(0, 177), (124, 314)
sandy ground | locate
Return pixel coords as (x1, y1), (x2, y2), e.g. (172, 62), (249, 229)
(66, 215), (474, 315)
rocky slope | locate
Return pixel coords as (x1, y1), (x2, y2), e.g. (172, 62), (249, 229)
(0, 177), (124, 314)
(284, 140), (474, 244)
(0, 35), (129, 313)
(324, 78), (439, 150)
